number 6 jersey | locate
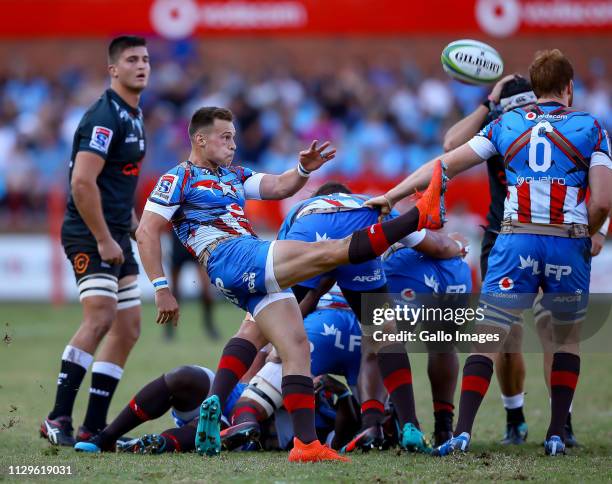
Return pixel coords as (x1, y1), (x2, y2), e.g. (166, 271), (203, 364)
(468, 102), (611, 225)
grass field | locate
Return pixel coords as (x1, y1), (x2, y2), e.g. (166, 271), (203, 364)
(1, 302), (611, 482)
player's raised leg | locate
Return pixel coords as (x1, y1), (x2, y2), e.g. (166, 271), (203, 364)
(272, 160), (448, 290)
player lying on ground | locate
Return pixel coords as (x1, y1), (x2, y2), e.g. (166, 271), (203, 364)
(74, 316), (268, 453)
(75, 301), (359, 454)
(366, 49), (612, 456)
(135, 106), (447, 462)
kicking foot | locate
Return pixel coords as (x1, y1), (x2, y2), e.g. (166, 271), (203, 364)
(415, 160), (448, 230)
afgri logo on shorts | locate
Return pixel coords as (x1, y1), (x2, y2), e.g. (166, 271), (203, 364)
(401, 288), (416, 301)
(498, 277), (514, 291)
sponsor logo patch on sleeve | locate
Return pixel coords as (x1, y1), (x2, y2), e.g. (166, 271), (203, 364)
(89, 126), (114, 154)
(151, 174), (179, 203)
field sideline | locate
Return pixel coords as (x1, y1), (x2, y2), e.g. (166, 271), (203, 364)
(1, 302), (611, 482)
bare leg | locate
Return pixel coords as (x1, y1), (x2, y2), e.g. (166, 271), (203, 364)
(83, 276), (141, 433)
(254, 297), (317, 443)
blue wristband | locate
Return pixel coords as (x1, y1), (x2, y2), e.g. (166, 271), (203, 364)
(152, 277), (169, 291)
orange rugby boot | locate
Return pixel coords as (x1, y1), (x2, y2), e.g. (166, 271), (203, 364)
(288, 437), (351, 463)
(415, 159), (448, 230)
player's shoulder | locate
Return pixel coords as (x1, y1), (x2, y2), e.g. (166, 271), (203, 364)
(225, 164), (255, 182)
(157, 161), (193, 187)
(81, 90), (117, 122)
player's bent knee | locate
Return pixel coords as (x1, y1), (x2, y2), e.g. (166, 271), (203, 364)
(279, 331), (310, 365)
(81, 316), (114, 341)
(165, 365), (210, 393)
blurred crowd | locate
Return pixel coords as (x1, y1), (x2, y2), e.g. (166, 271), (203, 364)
(0, 41), (610, 230)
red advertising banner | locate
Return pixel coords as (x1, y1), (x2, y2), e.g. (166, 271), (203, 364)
(2, 0), (612, 38)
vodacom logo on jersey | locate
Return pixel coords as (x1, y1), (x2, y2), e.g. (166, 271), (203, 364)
(150, 0), (308, 39)
(476, 0), (612, 37)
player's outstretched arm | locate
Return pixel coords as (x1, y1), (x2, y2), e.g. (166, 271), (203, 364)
(135, 211), (179, 325)
(72, 151), (124, 265)
(587, 165), (612, 235)
(364, 144), (483, 216)
(444, 106), (490, 152)
(444, 74), (516, 152)
(258, 140), (336, 200)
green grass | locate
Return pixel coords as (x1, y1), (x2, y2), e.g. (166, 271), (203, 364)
(1, 302), (611, 482)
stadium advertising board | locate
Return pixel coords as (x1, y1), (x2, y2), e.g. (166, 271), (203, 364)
(1, 0), (611, 38)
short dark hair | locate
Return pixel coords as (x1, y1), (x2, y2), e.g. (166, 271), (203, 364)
(313, 181), (352, 196)
(529, 49), (574, 98)
(108, 35), (147, 63)
(188, 107), (234, 138)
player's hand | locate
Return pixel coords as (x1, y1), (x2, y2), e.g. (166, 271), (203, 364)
(489, 74), (518, 103)
(364, 194), (394, 220)
(97, 237), (125, 265)
(155, 288), (180, 326)
(591, 232), (605, 256)
(448, 232), (470, 257)
(299, 140), (336, 172)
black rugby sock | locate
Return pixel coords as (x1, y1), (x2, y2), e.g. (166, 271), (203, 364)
(455, 355), (493, 435)
(348, 208), (420, 264)
(82, 362), (123, 434)
(99, 375), (171, 449)
(376, 344), (418, 428)
(282, 375), (317, 444)
(160, 425), (197, 453)
(547, 353), (580, 439)
(49, 345), (93, 420)
(211, 338), (258, 407)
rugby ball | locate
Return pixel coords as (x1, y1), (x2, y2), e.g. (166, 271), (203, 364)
(441, 39), (504, 85)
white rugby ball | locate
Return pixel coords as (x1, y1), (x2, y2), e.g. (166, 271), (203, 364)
(441, 39), (504, 85)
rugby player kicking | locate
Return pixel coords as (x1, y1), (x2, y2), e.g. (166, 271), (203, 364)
(135, 106), (447, 462)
